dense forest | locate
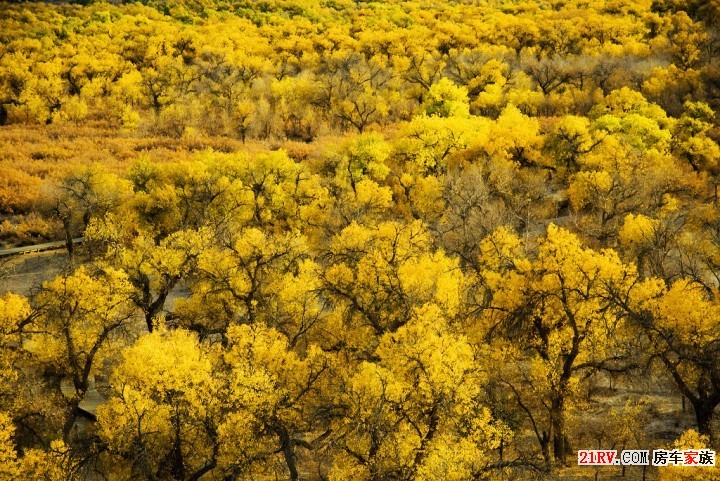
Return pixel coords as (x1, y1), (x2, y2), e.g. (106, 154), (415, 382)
(1, 0), (720, 479)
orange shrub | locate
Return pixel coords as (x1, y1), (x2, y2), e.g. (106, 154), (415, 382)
(0, 167), (43, 215)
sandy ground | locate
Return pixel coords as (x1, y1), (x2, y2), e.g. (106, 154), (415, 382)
(0, 249), (72, 295)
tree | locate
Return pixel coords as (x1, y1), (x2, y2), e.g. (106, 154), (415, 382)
(484, 104), (545, 169)
(176, 227), (307, 334)
(45, 164), (133, 259)
(398, 115), (491, 176)
(329, 304), (510, 481)
(98, 328), (219, 480)
(135, 33), (199, 115)
(220, 323), (331, 480)
(322, 220), (466, 357)
(328, 132), (391, 195)
(658, 430), (716, 480)
(219, 150), (326, 231)
(99, 323), (332, 480)
(30, 265), (135, 440)
(423, 78), (470, 118)
(125, 155), (249, 237)
(270, 73), (322, 140)
(672, 101), (720, 173)
(0, 293), (33, 416)
(316, 51), (397, 133)
(90, 228), (210, 333)
(478, 225), (637, 467)
(667, 12), (708, 71)
(566, 128), (688, 244)
(520, 55), (575, 96)
(0, 51), (34, 124)
(0, 412), (19, 479)
(615, 278), (720, 442)
(543, 115), (605, 175)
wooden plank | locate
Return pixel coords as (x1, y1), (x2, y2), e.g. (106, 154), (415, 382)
(0, 238), (83, 258)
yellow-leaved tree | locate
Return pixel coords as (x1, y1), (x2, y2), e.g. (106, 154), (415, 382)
(322, 220), (465, 356)
(617, 277), (720, 442)
(329, 304), (510, 481)
(477, 224), (637, 467)
(97, 328), (219, 480)
(30, 265), (135, 440)
(218, 323), (331, 480)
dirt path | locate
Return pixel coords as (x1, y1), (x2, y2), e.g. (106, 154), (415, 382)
(0, 250), (72, 295)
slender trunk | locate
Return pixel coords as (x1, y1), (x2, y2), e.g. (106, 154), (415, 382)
(144, 287), (172, 333)
(413, 403), (441, 470)
(551, 395), (569, 466)
(145, 311), (155, 333)
(551, 421), (565, 465)
(64, 218), (74, 260)
(171, 414), (185, 480)
(62, 386), (94, 442)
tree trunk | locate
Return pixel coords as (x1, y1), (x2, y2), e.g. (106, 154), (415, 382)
(692, 399), (715, 443)
(144, 287), (172, 333)
(63, 218), (74, 260)
(551, 396), (568, 466)
(413, 403), (440, 470)
(540, 431), (552, 471)
(62, 401), (80, 442)
(277, 426), (299, 481)
(170, 415), (185, 480)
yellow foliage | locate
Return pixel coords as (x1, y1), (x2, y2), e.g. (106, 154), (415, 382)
(658, 430), (716, 481)
(19, 440), (80, 481)
(98, 328), (218, 477)
(424, 78), (470, 118)
(0, 412), (19, 480)
(619, 213), (659, 246)
(1, 0), (719, 478)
